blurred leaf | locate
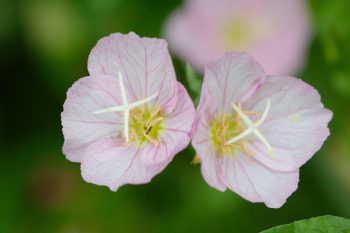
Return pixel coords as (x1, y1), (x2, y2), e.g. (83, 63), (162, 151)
(22, 0), (88, 59)
(185, 64), (202, 104)
(309, 0), (350, 67)
(331, 72), (350, 98)
(261, 215), (350, 233)
(322, 34), (339, 64)
(21, 0), (90, 98)
(0, 0), (15, 40)
(315, 121), (350, 217)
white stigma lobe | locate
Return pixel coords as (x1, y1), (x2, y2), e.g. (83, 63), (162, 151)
(93, 71), (158, 143)
(225, 99), (273, 156)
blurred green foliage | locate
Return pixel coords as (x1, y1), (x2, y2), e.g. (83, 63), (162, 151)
(184, 64), (202, 104)
(1, 0), (350, 232)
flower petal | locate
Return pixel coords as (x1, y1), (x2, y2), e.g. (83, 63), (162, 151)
(164, 0), (312, 75)
(245, 76), (332, 171)
(246, 0), (312, 75)
(221, 154), (299, 208)
(199, 148), (227, 192)
(141, 82), (195, 165)
(163, 0), (224, 72)
(192, 104), (227, 191)
(61, 75), (123, 162)
(88, 32), (177, 113)
(81, 139), (168, 191)
(200, 52), (265, 115)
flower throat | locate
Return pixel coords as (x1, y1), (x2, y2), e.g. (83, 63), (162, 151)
(129, 105), (164, 145)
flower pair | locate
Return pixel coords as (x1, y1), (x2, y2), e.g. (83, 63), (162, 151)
(61, 32), (332, 208)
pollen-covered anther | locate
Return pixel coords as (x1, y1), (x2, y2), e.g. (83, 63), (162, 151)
(225, 98), (274, 158)
(127, 104), (165, 145)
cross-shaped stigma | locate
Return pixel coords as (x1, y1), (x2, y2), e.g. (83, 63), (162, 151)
(225, 99), (273, 155)
(93, 71), (158, 143)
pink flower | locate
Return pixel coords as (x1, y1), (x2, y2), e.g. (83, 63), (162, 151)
(61, 32), (195, 191)
(191, 52), (332, 208)
(164, 0), (312, 75)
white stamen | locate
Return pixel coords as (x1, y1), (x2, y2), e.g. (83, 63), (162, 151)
(92, 71), (158, 143)
(225, 99), (273, 155)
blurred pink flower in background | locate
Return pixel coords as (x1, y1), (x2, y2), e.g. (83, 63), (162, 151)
(164, 0), (312, 75)
(61, 32), (195, 191)
(192, 52), (332, 208)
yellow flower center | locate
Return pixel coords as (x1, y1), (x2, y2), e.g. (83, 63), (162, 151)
(129, 105), (164, 146)
(220, 16), (272, 51)
(210, 112), (254, 156)
(209, 99), (273, 157)
(221, 19), (255, 50)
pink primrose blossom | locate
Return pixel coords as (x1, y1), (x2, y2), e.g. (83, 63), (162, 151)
(61, 32), (195, 191)
(164, 0), (312, 75)
(191, 52), (332, 208)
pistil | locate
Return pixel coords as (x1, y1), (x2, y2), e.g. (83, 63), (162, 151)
(226, 99), (273, 156)
(92, 71), (158, 143)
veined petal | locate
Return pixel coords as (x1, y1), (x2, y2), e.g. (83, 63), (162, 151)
(192, 102), (226, 191)
(141, 83), (195, 165)
(245, 76), (332, 171)
(63, 140), (93, 162)
(221, 154), (299, 208)
(88, 32), (177, 113)
(81, 139), (137, 191)
(61, 75), (123, 162)
(199, 147), (227, 192)
(81, 139), (168, 191)
(200, 52), (265, 115)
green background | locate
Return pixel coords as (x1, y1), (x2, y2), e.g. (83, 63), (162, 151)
(1, 0), (350, 232)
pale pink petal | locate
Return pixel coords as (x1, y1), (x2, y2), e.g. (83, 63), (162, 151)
(62, 140), (93, 162)
(247, 0), (312, 75)
(221, 154), (299, 208)
(200, 52), (265, 115)
(117, 154), (168, 188)
(61, 75), (123, 162)
(164, 0), (311, 74)
(141, 83), (195, 165)
(163, 0), (224, 71)
(88, 32), (177, 113)
(198, 147), (227, 192)
(81, 139), (168, 191)
(81, 139), (137, 191)
(244, 76), (332, 171)
(192, 102), (226, 191)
